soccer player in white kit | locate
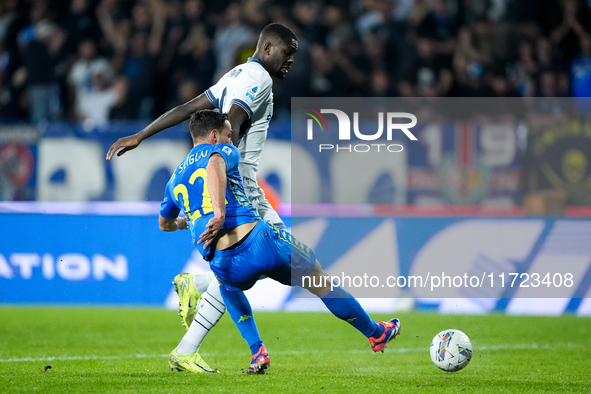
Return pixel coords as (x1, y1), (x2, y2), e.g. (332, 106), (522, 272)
(106, 23), (297, 372)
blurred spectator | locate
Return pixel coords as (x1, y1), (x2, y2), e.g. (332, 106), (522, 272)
(506, 40), (538, 96)
(212, 2), (254, 80)
(539, 69), (559, 97)
(68, 39), (113, 117)
(571, 34), (591, 96)
(397, 78), (416, 96)
(355, 0), (392, 37)
(157, 0), (189, 73)
(16, 21), (65, 123)
(242, 0), (270, 30)
(368, 69), (394, 96)
(550, 0), (591, 66)
(324, 5), (354, 50)
(58, 0), (101, 56)
(292, 0), (325, 45)
(406, 37), (452, 96)
(461, 0), (507, 24)
(536, 36), (559, 70)
(453, 27), (481, 83)
(488, 69), (520, 97)
(184, 0), (205, 24)
(0, 38), (18, 120)
(76, 72), (127, 128)
(166, 77), (199, 110)
(1, 0), (591, 124)
(176, 22), (216, 92)
(95, 0), (131, 55)
(408, 0), (458, 55)
(0, 0), (17, 42)
(120, 32), (157, 118)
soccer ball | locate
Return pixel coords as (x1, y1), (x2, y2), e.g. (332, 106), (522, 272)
(430, 329), (473, 372)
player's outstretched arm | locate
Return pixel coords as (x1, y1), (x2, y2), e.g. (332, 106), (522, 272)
(198, 154), (227, 248)
(159, 215), (189, 232)
(106, 93), (215, 160)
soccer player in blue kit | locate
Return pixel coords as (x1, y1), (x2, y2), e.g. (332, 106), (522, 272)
(159, 110), (401, 374)
(106, 23), (301, 370)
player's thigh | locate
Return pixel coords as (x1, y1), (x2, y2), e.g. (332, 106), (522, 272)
(208, 224), (275, 291)
(264, 223), (316, 287)
(209, 253), (259, 291)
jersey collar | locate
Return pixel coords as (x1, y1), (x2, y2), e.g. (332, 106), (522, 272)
(247, 57), (270, 76)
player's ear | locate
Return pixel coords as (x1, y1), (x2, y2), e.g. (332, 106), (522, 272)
(210, 128), (218, 144)
(264, 42), (273, 56)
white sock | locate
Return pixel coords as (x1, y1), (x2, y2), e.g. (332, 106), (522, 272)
(177, 280), (226, 355)
(192, 271), (215, 294)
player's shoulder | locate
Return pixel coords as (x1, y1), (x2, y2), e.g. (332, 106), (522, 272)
(212, 143), (239, 157)
(238, 61), (272, 86)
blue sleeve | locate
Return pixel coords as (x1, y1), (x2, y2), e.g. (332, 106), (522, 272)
(211, 144), (240, 172)
(160, 182), (181, 219)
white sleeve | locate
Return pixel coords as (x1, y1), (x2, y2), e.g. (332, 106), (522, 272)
(205, 79), (221, 108)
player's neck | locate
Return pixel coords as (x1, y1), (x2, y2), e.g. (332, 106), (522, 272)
(194, 139), (213, 147)
(250, 54), (271, 75)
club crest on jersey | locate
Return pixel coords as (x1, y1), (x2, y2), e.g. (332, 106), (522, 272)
(245, 86), (258, 100)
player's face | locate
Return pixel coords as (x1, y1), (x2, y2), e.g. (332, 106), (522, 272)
(215, 120), (232, 144)
(272, 39), (297, 79)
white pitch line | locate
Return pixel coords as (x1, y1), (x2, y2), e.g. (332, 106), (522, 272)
(0, 343), (550, 363)
(0, 354), (168, 363)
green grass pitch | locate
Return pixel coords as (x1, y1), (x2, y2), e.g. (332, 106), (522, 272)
(0, 306), (589, 393)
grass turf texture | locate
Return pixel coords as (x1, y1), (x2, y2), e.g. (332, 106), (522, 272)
(0, 307), (589, 393)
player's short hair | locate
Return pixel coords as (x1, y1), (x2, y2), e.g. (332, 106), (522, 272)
(189, 110), (228, 141)
(259, 23), (297, 47)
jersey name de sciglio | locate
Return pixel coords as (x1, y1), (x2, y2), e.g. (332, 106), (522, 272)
(160, 143), (259, 260)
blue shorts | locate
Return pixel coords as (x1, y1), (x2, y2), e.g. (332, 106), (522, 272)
(208, 220), (316, 292)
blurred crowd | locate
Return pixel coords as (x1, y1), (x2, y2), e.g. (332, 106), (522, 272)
(0, 0), (590, 126)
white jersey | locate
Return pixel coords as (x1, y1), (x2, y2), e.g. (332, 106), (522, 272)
(205, 57), (273, 182)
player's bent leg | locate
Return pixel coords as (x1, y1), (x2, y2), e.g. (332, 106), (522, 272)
(176, 280), (226, 355)
(218, 285), (269, 374)
(301, 261), (401, 351)
(168, 347), (218, 373)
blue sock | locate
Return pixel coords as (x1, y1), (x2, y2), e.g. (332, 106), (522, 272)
(218, 286), (263, 355)
(320, 286), (381, 338)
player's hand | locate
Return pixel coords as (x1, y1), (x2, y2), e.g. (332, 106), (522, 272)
(176, 216), (188, 230)
(106, 134), (142, 160)
(198, 216), (224, 249)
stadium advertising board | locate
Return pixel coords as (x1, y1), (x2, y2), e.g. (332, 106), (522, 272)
(1, 211), (589, 316)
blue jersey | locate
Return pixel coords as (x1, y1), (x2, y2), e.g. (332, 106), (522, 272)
(160, 143), (260, 260)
